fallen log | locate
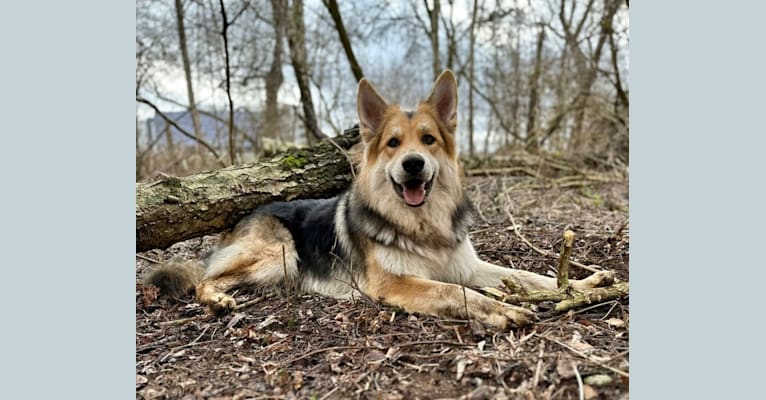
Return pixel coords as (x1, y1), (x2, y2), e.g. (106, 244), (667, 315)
(136, 127), (360, 252)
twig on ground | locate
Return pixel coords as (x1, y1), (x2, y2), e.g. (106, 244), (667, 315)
(557, 230), (575, 289)
(464, 167), (539, 177)
(159, 315), (210, 327)
(136, 254), (160, 264)
(538, 300), (620, 323)
(235, 295), (266, 310)
(504, 207), (601, 273)
(542, 335), (629, 378)
(159, 327), (211, 363)
(532, 342), (545, 388)
(573, 361), (585, 400)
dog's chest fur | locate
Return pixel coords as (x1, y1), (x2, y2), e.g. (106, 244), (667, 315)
(338, 190), (477, 283)
(372, 238), (479, 284)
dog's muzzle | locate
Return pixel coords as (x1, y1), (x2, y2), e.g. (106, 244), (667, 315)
(391, 154), (434, 207)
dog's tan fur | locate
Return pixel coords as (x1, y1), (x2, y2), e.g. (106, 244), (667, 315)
(145, 70), (615, 329)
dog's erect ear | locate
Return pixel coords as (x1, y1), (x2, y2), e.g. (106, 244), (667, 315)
(357, 78), (388, 140)
(426, 70), (458, 126)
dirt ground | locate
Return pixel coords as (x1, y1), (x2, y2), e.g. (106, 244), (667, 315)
(136, 170), (629, 400)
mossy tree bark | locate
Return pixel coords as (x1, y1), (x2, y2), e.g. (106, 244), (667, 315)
(136, 128), (360, 252)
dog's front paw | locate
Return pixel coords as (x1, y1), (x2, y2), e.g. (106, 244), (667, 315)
(478, 300), (536, 330)
(573, 270), (616, 289)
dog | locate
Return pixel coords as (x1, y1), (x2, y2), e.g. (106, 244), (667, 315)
(145, 70), (614, 329)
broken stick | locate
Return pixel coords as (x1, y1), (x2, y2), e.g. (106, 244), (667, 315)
(557, 230), (575, 289)
(493, 228), (629, 314)
(499, 282), (629, 313)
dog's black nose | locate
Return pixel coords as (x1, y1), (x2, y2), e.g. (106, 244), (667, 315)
(402, 155), (425, 174)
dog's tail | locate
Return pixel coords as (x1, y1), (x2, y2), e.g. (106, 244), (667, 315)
(143, 260), (205, 298)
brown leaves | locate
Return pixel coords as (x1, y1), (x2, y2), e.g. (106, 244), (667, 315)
(138, 283), (160, 306)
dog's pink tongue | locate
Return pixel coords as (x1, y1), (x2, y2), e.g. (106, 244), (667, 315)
(403, 183), (426, 205)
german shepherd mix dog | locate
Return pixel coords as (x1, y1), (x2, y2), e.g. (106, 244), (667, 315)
(146, 70), (614, 329)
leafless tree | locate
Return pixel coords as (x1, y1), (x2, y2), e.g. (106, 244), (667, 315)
(174, 0), (204, 155)
(322, 0), (364, 82)
(135, 0), (630, 177)
(264, 0), (287, 143)
(412, 0), (441, 80)
(286, 0), (325, 142)
(525, 22), (546, 151)
(467, 0), (479, 156)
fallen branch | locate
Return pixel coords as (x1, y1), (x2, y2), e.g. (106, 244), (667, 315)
(504, 208), (601, 273)
(500, 282), (629, 313)
(492, 229), (629, 314)
(553, 283), (629, 312)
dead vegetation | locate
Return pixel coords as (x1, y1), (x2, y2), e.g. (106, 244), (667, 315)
(136, 159), (629, 399)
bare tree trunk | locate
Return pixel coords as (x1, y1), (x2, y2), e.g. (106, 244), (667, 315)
(443, 0), (457, 71)
(136, 128), (360, 251)
(425, 0), (441, 79)
(484, 97), (494, 155)
(525, 23), (545, 151)
(218, 0), (237, 165)
(540, 35), (571, 150)
(508, 32), (522, 144)
(322, 0), (364, 82)
(568, 0), (621, 153)
(164, 121), (176, 155)
(286, 0), (325, 141)
(609, 26), (629, 110)
(467, 0), (479, 156)
(174, 0), (204, 155)
(265, 0), (287, 146)
(136, 115), (142, 180)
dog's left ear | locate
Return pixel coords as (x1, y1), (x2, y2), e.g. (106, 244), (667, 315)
(426, 70), (458, 126)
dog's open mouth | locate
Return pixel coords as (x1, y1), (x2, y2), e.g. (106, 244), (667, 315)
(392, 176), (434, 207)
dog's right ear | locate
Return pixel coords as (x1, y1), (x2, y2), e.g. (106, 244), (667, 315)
(357, 78), (388, 142)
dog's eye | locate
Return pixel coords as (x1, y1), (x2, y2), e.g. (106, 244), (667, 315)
(422, 134), (436, 145)
(387, 138), (400, 148)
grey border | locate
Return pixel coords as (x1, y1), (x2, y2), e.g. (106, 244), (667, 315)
(0, 1), (135, 398)
(632, 1), (766, 398)
(2, 0), (766, 398)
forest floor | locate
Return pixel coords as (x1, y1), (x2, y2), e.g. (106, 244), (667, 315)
(136, 163), (629, 400)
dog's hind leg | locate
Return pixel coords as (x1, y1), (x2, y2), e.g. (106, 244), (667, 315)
(195, 215), (299, 314)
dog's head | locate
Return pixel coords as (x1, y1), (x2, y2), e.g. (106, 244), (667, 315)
(355, 70), (460, 208)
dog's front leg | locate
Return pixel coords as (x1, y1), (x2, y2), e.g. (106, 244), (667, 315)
(362, 255), (535, 329)
(470, 259), (615, 291)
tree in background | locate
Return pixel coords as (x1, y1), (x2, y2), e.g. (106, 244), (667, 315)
(136, 0), (630, 179)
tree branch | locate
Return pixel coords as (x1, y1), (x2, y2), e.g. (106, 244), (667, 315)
(136, 96), (226, 167)
(218, 0), (237, 165)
